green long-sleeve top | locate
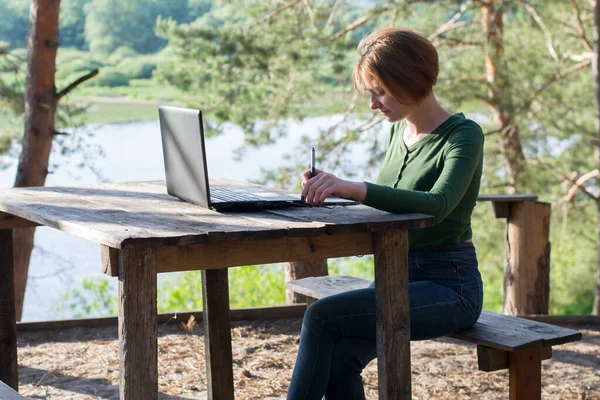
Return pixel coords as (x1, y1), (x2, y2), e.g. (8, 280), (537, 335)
(363, 113), (484, 251)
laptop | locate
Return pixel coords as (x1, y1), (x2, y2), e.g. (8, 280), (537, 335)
(158, 105), (307, 211)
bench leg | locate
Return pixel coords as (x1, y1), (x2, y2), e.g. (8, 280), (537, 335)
(509, 348), (542, 400)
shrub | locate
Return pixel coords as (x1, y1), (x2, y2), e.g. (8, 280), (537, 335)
(56, 58), (104, 80)
(94, 69), (129, 87)
(119, 59), (157, 79)
(109, 46), (138, 63)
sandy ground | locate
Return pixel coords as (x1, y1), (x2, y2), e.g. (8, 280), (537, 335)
(13, 318), (600, 399)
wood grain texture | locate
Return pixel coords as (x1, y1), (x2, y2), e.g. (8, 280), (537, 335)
(449, 310), (581, 351)
(0, 380), (25, 399)
(0, 212), (38, 229)
(0, 180), (433, 249)
(503, 201), (551, 315)
(491, 202), (510, 219)
(285, 260), (328, 304)
(372, 230), (411, 400)
(16, 304), (308, 332)
(509, 348), (542, 400)
(477, 345), (551, 372)
(477, 194), (538, 202)
(118, 247), (158, 400)
(101, 246), (119, 276)
(286, 275), (371, 299)
(286, 277), (580, 350)
(0, 230), (18, 391)
(152, 232), (373, 273)
(202, 269), (234, 400)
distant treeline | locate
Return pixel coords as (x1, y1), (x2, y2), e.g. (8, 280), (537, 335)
(0, 0), (212, 54)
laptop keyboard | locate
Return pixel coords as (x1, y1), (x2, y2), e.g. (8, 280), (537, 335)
(210, 187), (263, 202)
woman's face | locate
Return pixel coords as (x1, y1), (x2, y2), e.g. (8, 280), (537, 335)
(367, 86), (414, 123)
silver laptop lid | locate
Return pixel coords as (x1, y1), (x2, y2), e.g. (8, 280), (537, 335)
(158, 105), (212, 208)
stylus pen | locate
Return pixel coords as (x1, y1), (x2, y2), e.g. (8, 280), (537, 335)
(311, 147), (315, 178)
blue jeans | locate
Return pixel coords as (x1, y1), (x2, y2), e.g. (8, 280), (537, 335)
(286, 242), (483, 400)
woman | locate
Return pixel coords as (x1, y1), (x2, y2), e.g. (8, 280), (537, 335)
(287, 28), (484, 400)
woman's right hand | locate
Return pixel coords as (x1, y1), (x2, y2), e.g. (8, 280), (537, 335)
(301, 168), (325, 184)
(300, 169), (366, 206)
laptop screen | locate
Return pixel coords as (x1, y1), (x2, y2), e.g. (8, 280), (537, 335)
(158, 105), (212, 208)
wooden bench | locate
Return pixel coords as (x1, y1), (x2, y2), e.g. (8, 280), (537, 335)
(287, 276), (583, 400)
(0, 380), (25, 399)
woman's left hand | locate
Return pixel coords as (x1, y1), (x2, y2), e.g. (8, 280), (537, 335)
(301, 170), (367, 206)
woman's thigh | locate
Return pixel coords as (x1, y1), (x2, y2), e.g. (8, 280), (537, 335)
(304, 280), (478, 341)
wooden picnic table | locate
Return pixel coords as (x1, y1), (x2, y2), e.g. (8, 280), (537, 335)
(0, 179), (434, 399)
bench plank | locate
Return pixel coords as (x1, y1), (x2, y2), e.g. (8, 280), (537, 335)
(287, 275), (583, 400)
(450, 310), (582, 351)
(477, 194), (538, 202)
(287, 276), (582, 352)
(286, 275), (371, 299)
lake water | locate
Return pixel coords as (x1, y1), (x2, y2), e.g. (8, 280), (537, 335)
(1, 115), (388, 322)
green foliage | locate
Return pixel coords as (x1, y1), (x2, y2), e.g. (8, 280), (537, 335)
(92, 69), (130, 87)
(329, 256), (374, 280)
(155, 0), (363, 144)
(158, 265), (287, 311)
(119, 59), (157, 79)
(549, 202), (597, 314)
(0, 0), (29, 49)
(56, 277), (119, 318)
(0, 45), (25, 153)
(55, 58), (103, 81)
(54, 47), (170, 90)
(84, 0), (210, 55)
(60, 0), (91, 49)
(23, 0), (600, 319)
(58, 264), (288, 317)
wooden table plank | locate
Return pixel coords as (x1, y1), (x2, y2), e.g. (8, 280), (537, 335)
(0, 212), (39, 229)
(0, 180), (435, 400)
(0, 181), (433, 249)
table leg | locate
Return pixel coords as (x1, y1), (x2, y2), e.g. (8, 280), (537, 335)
(202, 269), (234, 400)
(372, 229), (411, 400)
(118, 247), (158, 400)
(0, 229), (18, 391)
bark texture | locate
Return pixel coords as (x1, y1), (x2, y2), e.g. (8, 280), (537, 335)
(593, 0), (600, 315)
(285, 260), (328, 304)
(479, 0), (528, 192)
(13, 0), (61, 320)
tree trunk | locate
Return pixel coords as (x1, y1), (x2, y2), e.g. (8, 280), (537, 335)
(285, 260), (328, 304)
(13, 0), (61, 320)
(480, 0), (527, 192)
(592, 0), (600, 316)
(594, 200), (600, 315)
